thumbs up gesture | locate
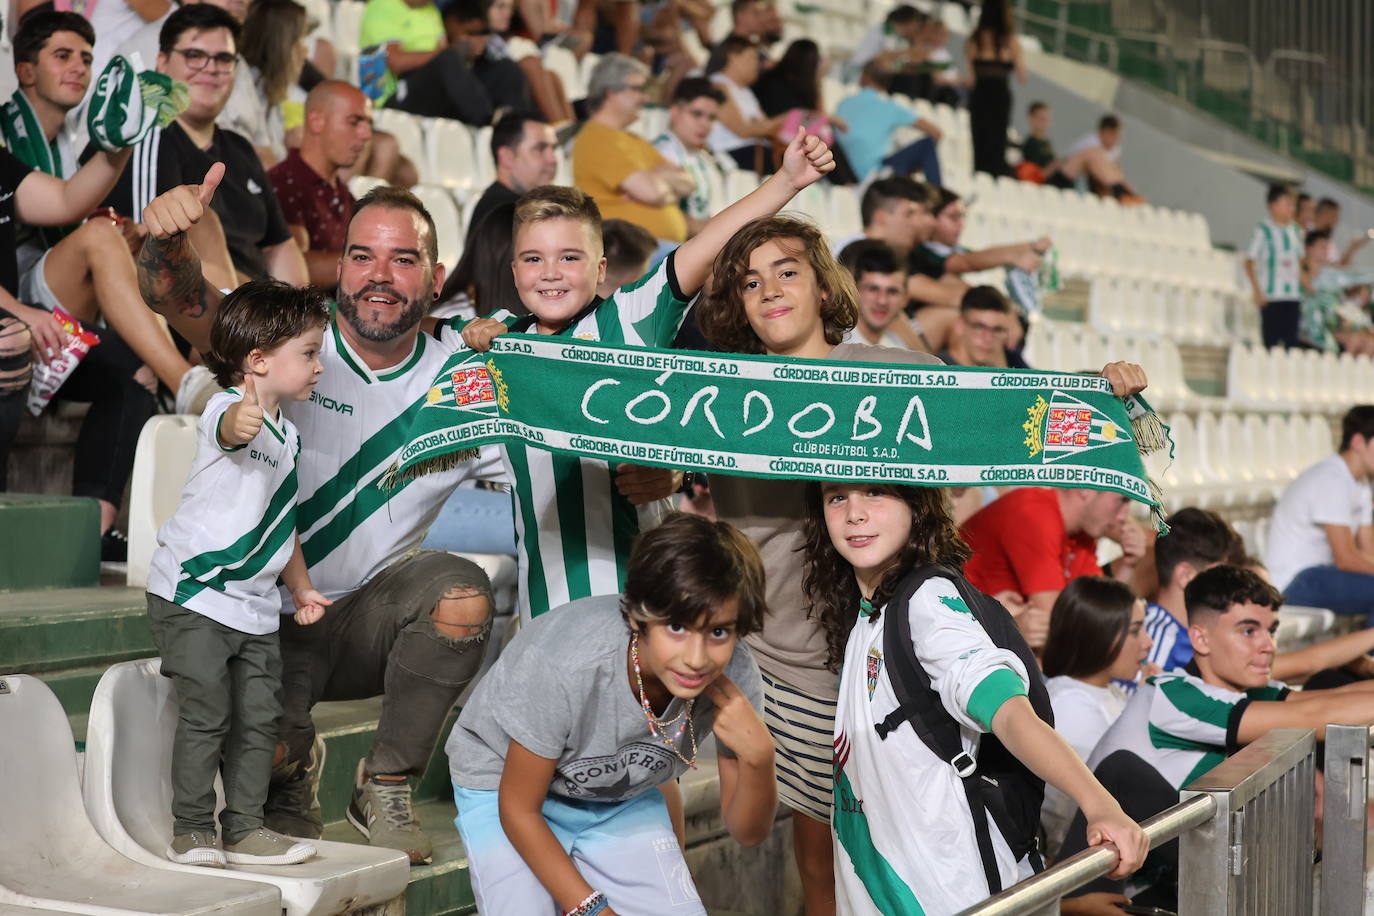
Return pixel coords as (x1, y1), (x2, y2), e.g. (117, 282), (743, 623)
(218, 374), (264, 447)
(142, 161), (225, 239)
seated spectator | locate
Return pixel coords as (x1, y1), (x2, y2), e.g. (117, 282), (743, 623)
(436, 201), (519, 321)
(1267, 405), (1374, 622)
(597, 218), (656, 298)
(441, 0), (549, 123)
(706, 35), (781, 173)
(1313, 196), (1369, 267)
(1151, 506), (1374, 683)
(448, 0), (574, 125)
(1244, 183), (1304, 349)
(1060, 565), (1374, 907)
(104, 3), (307, 286)
(725, 0), (780, 51)
(847, 4), (926, 82)
(961, 483), (1148, 649)
(753, 40), (847, 155)
(652, 77), (731, 238)
(268, 80), (372, 290)
(467, 112), (557, 245)
(905, 15), (960, 106)
(836, 239), (927, 349)
(936, 286), (1022, 368)
(1296, 191), (1314, 229)
(217, 0), (308, 167)
(1015, 99), (1054, 181)
(0, 9), (218, 557)
(833, 61), (942, 186)
(1040, 576), (1150, 857)
(359, 0), (518, 126)
(911, 187), (1047, 340)
(1301, 228), (1374, 355)
(1044, 114), (1144, 203)
(572, 53), (690, 248)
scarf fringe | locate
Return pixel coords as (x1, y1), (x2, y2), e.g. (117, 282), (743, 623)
(379, 448), (480, 489)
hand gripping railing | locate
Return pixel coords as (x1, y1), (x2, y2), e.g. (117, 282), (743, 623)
(956, 728), (1318, 916)
(1320, 724), (1373, 916)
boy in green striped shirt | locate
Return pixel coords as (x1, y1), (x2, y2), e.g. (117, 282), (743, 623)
(146, 281), (333, 869)
(1245, 184), (1304, 348)
(455, 127), (837, 620)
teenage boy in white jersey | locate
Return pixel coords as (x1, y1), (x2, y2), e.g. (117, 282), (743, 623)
(455, 127), (837, 622)
(136, 171), (515, 866)
(146, 279), (329, 869)
(1060, 565), (1374, 907)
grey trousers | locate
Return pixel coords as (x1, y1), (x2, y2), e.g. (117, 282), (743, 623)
(147, 593), (282, 841)
(276, 550), (492, 778)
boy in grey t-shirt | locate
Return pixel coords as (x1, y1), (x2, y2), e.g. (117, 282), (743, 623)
(447, 514), (776, 916)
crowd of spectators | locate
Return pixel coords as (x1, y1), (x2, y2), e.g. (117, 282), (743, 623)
(1, 0), (1373, 912)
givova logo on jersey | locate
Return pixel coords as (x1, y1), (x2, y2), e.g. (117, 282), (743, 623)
(866, 648), (883, 701)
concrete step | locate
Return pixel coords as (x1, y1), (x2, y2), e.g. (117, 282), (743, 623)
(0, 494), (100, 591)
(0, 586), (150, 672)
(323, 801), (475, 916)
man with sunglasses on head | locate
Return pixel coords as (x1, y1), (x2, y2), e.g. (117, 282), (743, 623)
(100, 3), (306, 288)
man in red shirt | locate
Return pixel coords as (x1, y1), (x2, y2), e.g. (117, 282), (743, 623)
(960, 486), (1146, 649)
(268, 81), (372, 290)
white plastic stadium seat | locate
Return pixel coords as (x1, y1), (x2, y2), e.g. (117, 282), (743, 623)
(82, 661), (409, 916)
(0, 675), (281, 915)
(330, 0), (365, 56)
(372, 110), (427, 183)
(424, 117), (480, 193)
(126, 415), (199, 589)
(347, 174), (388, 199)
(411, 184), (464, 273)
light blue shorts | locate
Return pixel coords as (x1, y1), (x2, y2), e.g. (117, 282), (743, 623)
(453, 783), (706, 915)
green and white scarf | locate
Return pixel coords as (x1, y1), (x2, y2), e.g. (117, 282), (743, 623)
(0, 55), (187, 245)
(385, 337), (1173, 530)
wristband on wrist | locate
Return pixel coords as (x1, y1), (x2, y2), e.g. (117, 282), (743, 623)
(564, 891), (608, 916)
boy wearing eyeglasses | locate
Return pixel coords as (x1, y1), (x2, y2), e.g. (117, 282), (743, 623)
(98, 2), (306, 288)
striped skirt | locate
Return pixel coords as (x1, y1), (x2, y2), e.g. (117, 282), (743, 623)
(760, 669), (837, 823)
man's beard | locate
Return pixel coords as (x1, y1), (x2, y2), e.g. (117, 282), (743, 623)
(337, 282), (428, 342)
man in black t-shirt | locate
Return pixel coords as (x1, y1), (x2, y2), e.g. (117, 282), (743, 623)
(102, 4), (305, 286)
(466, 113), (557, 246)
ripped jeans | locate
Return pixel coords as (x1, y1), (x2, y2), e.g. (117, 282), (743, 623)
(277, 550), (493, 778)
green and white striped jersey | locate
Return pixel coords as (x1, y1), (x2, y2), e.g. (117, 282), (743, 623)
(1247, 218), (1304, 300)
(147, 389), (301, 634)
(1088, 670), (1289, 790)
(439, 254), (690, 620)
(284, 319), (503, 601)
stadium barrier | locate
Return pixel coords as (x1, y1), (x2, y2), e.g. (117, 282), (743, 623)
(956, 727), (1354, 915)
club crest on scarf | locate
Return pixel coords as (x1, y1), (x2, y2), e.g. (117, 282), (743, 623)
(1023, 391), (1133, 463)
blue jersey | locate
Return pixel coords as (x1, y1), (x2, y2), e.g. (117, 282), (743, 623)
(1144, 601), (1193, 673)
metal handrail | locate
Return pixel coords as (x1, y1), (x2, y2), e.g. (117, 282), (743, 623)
(1012, 4), (1119, 73)
(954, 795), (1217, 916)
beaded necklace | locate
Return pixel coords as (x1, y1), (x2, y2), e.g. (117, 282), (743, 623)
(630, 631), (699, 769)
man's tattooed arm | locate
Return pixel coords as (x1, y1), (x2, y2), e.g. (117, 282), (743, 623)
(136, 231), (220, 353)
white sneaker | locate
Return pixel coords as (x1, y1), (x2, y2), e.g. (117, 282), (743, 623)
(174, 365), (220, 416)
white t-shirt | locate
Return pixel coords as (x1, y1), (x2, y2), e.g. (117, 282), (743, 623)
(850, 22), (903, 71)
(1067, 131), (1120, 163)
(147, 389), (301, 634)
(832, 577), (1036, 914)
(283, 320), (504, 601)
(88, 0), (155, 90)
(1266, 453), (1373, 591)
(707, 72), (763, 154)
(1040, 676), (1127, 857)
(113, 12), (169, 72)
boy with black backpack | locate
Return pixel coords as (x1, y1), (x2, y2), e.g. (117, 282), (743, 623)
(803, 482), (1147, 914)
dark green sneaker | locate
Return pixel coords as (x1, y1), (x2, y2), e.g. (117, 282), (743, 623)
(264, 734), (326, 839)
(166, 830), (226, 867)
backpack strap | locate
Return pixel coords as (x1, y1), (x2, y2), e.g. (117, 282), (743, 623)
(874, 563), (1008, 894)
